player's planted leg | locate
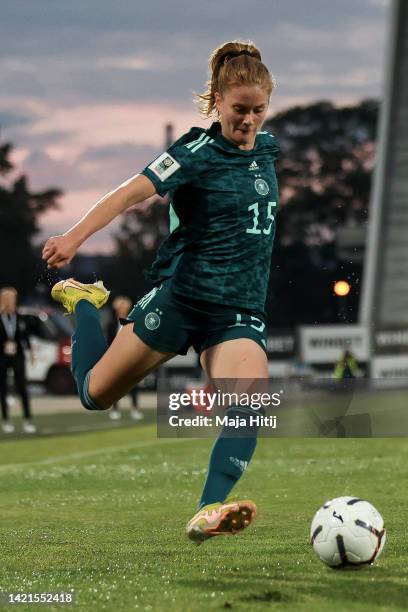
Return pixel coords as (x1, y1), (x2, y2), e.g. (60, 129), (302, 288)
(186, 406), (259, 544)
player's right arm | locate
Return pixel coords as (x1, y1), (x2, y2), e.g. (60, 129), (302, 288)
(42, 173), (156, 269)
(43, 129), (209, 269)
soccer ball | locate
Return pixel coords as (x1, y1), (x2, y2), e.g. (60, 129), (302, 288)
(310, 496), (386, 568)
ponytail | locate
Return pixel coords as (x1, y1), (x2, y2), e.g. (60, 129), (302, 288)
(196, 40), (274, 117)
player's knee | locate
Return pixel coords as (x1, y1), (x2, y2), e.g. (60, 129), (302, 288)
(80, 370), (108, 411)
(79, 390), (107, 411)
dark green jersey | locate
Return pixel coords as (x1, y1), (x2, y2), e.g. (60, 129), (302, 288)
(142, 121), (279, 311)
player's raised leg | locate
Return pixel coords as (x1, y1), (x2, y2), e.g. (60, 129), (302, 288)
(186, 338), (267, 544)
(51, 278), (174, 410)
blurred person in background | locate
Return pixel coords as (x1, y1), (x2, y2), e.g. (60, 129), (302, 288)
(0, 287), (36, 434)
(334, 349), (359, 380)
(106, 296), (144, 421)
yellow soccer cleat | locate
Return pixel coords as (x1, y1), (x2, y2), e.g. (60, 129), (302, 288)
(186, 499), (257, 545)
(51, 278), (110, 315)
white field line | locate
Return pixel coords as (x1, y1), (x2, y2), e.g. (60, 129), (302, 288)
(37, 422), (142, 435)
(0, 437), (193, 474)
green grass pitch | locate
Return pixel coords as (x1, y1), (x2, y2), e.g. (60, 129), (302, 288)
(1, 415), (408, 611)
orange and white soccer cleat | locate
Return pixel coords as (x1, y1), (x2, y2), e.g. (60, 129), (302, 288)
(186, 499), (257, 545)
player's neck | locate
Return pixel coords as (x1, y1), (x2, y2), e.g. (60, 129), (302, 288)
(238, 141), (256, 151)
(219, 130), (256, 151)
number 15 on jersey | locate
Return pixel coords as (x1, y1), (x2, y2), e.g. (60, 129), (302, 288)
(246, 202), (277, 235)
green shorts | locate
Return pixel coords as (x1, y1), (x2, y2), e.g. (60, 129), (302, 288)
(123, 278), (267, 356)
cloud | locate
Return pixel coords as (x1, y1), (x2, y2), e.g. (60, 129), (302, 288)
(36, 188), (157, 254)
(24, 101), (209, 152)
(0, 108), (33, 130)
(1, 95), (209, 152)
(19, 141), (162, 192)
(76, 142), (162, 187)
(21, 150), (84, 191)
(276, 18), (388, 73)
(366, 0), (390, 7)
(0, 1), (390, 107)
(283, 66), (382, 92)
(1, 0), (390, 40)
(276, 19), (387, 98)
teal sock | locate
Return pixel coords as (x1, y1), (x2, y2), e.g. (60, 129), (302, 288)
(198, 407), (259, 509)
(71, 300), (108, 410)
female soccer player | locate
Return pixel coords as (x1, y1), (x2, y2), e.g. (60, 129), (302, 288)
(42, 40), (279, 544)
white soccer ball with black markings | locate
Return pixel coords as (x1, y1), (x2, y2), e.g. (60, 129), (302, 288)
(310, 496), (386, 568)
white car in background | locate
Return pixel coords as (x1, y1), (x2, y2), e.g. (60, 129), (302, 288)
(19, 307), (76, 395)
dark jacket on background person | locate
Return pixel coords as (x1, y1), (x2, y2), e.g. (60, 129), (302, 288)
(0, 311), (33, 422)
(0, 312), (31, 358)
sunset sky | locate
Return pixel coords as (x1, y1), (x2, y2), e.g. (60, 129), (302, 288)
(0, 0), (391, 252)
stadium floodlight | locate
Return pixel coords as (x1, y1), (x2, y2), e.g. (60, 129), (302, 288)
(334, 280), (351, 297)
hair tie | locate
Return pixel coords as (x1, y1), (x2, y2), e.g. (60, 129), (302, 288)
(220, 49), (256, 64)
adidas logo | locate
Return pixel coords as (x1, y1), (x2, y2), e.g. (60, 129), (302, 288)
(248, 161), (259, 171)
(229, 457), (248, 472)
